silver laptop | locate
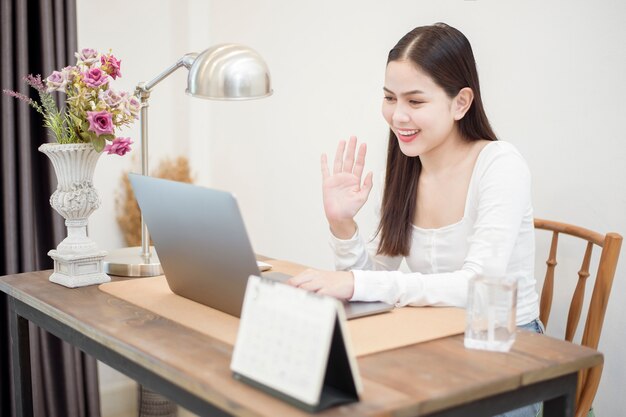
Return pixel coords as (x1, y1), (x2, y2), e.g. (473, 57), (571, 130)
(129, 174), (393, 319)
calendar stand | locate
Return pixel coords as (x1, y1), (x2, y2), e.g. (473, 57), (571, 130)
(231, 276), (362, 412)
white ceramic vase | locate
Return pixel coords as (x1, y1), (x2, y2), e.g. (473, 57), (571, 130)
(39, 142), (110, 287)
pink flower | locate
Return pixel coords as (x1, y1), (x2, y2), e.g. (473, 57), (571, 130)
(127, 96), (141, 119)
(86, 110), (114, 136)
(104, 137), (133, 156)
(100, 54), (122, 79)
(45, 71), (67, 92)
(75, 48), (99, 66)
(83, 68), (109, 88)
(99, 89), (123, 107)
(62, 66), (77, 82)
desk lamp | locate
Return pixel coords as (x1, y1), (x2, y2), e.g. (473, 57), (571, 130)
(104, 44), (273, 277)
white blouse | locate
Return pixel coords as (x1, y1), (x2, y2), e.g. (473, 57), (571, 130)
(330, 141), (539, 325)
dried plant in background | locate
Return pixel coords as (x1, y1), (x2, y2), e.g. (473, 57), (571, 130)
(116, 156), (194, 246)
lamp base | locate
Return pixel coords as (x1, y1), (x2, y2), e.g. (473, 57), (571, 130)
(103, 246), (163, 277)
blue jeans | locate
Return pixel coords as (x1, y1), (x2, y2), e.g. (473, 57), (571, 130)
(493, 318), (545, 417)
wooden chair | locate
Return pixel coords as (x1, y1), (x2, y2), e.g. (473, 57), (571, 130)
(534, 219), (622, 417)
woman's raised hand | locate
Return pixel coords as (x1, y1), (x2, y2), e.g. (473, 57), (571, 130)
(321, 136), (373, 239)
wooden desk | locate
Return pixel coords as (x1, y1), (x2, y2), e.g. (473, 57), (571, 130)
(1, 267), (602, 417)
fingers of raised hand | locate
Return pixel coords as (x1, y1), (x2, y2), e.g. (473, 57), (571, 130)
(333, 141), (346, 175)
(354, 171), (374, 202)
(352, 142), (367, 180)
(362, 171), (374, 194)
(342, 136), (357, 174)
(332, 137), (364, 176)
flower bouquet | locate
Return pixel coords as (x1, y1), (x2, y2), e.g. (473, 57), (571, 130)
(3, 48), (140, 287)
(4, 48), (138, 154)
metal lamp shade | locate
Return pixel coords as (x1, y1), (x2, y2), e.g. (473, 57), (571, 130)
(187, 44), (272, 100)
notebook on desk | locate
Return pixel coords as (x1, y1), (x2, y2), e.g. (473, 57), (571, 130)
(128, 174), (393, 319)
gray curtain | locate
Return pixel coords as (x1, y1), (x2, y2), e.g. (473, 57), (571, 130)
(1, 1), (101, 417)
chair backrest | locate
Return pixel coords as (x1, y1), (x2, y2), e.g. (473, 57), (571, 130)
(534, 218), (622, 417)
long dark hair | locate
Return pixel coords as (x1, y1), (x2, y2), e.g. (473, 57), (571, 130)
(376, 23), (498, 256)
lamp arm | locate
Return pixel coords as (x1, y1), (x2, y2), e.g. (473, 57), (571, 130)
(133, 53), (197, 260)
(140, 53), (198, 92)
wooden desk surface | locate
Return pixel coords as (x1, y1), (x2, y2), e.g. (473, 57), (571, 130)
(0, 267), (603, 417)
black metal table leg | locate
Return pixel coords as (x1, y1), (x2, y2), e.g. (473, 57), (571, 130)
(8, 297), (33, 417)
(543, 373), (576, 417)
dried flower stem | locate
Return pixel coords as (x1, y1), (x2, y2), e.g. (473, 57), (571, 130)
(2, 89), (45, 114)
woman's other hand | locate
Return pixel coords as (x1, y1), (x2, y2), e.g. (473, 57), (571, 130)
(322, 136), (373, 239)
(287, 269), (355, 300)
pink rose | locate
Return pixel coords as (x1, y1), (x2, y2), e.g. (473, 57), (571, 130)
(75, 48), (99, 65)
(87, 110), (114, 136)
(99, 89), (123, 107)
(46, 71), (67, 92)
(83, 68), (109, 88)
(104, 137), (133, 156)
(101, 54), (122, 79)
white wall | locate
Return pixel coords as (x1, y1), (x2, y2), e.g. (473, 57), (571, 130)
(77, 0), (626, 415)
(79, 0), (213, 249)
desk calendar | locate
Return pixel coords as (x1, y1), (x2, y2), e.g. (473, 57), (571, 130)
(230, 275), (362, 412)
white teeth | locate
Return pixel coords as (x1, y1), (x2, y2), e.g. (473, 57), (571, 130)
(398, 129), (418, 136)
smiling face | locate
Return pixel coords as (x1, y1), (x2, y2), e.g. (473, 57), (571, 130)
(382, 60), (464, 158)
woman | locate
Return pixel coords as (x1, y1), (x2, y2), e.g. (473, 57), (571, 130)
(288, 22), (543, 417)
